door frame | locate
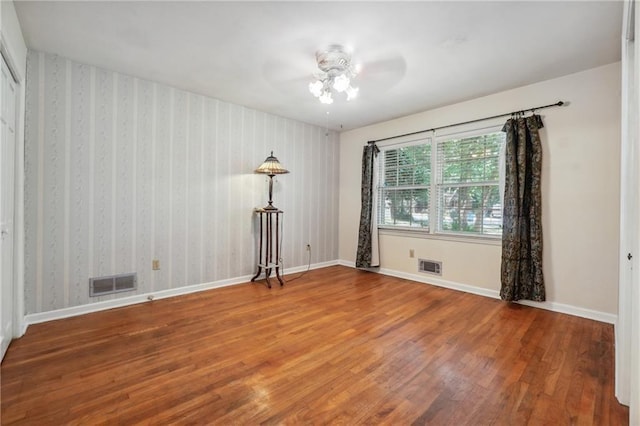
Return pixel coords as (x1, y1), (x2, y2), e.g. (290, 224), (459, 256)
(619, 1), (639, 423)
(0, 35), (25, 351)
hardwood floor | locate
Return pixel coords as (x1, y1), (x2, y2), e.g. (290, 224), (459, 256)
(1, 266), (628, 425)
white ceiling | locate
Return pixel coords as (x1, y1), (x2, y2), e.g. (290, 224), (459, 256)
(14, 1), (622, 131)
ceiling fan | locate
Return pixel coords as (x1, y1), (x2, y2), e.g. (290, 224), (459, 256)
(262, 43), (406, 104)
(308, 45), (360, 105)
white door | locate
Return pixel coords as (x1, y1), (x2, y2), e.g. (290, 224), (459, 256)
(631, 1), (640, 418)
(0, 55), (17, 361)
(619, 1), (640, 421)
(618, 33), (635, 405)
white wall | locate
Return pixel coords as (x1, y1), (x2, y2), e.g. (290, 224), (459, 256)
(24, 51), (340, 315)
(340, 62), (621, 318)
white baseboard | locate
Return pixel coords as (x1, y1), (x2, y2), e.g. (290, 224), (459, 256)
(379, 266), (501, 300)
(17, 319), (28, 338)
(24, 260), (340, 328)
(25, 275), (252, 326)
(22, 259), (615, 331)
(338, 260), (617, 324)
(1, 334), (10, 362)
(282, 260), (339, 276)
(516, 299), (616, 325)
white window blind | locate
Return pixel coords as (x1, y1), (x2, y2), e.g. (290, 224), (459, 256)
(377, 141), (431, 230)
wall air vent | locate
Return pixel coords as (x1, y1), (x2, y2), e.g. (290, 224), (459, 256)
(418, 259), (442, 276)
(90, 273), (137, 297)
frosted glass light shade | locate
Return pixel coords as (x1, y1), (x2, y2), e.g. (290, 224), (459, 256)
(319, 92), (333, 104)
(309, 80), (323, 97)
(346, 85), (359, 101)
(333, 74), (350, 92)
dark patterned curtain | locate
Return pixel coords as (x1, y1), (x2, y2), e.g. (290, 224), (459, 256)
(356, 144), (380, 268)
(500, 114), (545, 301)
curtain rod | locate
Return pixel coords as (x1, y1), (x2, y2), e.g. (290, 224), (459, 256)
(367, 100), (565, 144)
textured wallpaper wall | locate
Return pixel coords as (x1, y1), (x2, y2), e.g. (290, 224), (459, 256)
(24, 51), (339, 315)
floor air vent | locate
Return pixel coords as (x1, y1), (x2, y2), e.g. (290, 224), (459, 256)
(419, 259), (442, 276)
(90, 273), (137, 297)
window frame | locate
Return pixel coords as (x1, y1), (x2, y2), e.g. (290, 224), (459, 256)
(377, 136), (433, 232)
(376, 124), (505, 243)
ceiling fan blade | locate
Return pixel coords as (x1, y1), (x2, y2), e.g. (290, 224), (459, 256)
(358, 56), (407, 78)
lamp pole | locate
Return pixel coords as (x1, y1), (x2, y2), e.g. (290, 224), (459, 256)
(265, 173), (277, 210)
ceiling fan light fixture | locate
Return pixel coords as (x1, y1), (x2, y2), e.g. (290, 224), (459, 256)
(346, 85), (359, 101)
(309, 44), (359, 104)
(333, 74), (350, 92)
(309, 80), (324, 97)
(319, 91), (333, 104)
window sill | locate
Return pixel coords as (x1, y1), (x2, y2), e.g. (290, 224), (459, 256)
(378, 227), (502, 246)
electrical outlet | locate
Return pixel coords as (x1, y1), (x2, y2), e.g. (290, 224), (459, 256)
(152, 259), (160, 270)
(409, 249), (415, 258)
(306, 244), (311, 251)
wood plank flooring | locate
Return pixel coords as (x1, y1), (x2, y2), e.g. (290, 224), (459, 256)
(1, 266), (629, 425)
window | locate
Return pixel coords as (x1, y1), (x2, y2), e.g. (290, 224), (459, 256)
(378, 141), (431, 229)
(377, 127), (505, 238)
(436, 130), (505, 236)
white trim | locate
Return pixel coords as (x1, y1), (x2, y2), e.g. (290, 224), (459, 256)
(23, 260), (340, 327)
(338, 260), (617, 324)
(626, 0), (636, 41)
(618, 0), (637, 412)
(433, 122), (504, 141)
(618, 0), (634, 406)
(13, 71), (24, 338)
(379, 266), (499, 299)
(379, 227), (501, 246)
(630, 0), (640, 421)
(0, 338), (9, 362)
(375, 133), (432, 150)
(26, 275), (253, 326)
(0, 35), (26, 345)
(516, 300), (617, 325)
(282, 259), (338, 276)
(0, 35), (23, 83)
